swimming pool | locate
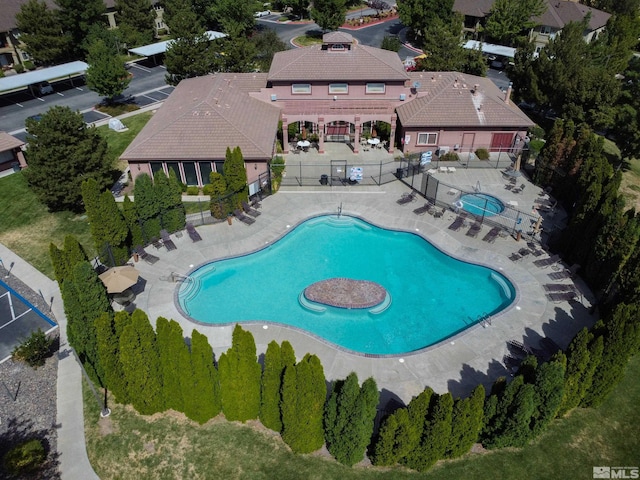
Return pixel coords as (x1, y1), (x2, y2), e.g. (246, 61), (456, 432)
(459, 193), (505, 217)
(177, 215), (515, 355)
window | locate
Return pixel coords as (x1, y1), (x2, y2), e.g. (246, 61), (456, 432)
(417, 133), (438, 145)
(540, 25), (551, 35)
(166, 162), (181, 182)
(150, 162), (164, 175)
(199, 162), (212, 184)
(329, 83), (348, 94)
(330, 44), (345, 51)
(214, 161), (224, 176)
(183, 162), (198, 185)
(292, 83), (311, 94)
(366, 83), (385, 94)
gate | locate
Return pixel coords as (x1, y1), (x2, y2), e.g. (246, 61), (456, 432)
(330, 160), (347, 186)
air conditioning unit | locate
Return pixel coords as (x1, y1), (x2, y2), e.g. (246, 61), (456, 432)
(399, 93), (406, 101)
(270, 94), (277, 101)
(438, 146), (450, 155)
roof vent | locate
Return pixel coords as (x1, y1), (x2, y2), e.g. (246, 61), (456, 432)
(192, 111), (199, 116)
(399, 93), (406, 101)
(204, 111), (211, 116)
(271, 94), (277, 101)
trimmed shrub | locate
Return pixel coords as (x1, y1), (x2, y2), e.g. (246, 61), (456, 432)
(3, 439), (45, 475)
(23, 60), (35, 70)
(440, 152), (459, 162)
(186, 186), (199, 195)
(12, 329), (54, 367)
(474, 148), (490, 160)
(14, 64), (25, 73)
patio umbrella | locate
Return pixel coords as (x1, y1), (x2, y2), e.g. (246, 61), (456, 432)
(99, 265), (139, 294)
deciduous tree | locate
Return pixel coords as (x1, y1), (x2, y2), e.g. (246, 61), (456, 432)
(16, 0), (72, 65)
(311, 0), (347, 32)
(85, 39), (132, 102)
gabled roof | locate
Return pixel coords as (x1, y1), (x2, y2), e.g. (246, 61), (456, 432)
(0, 131), (24, 152)
(0, 0), (56, 31)
(121, 73), (281, 161)
(397, 72), (534, 128)
(535, 0), (610, 30)
(268, 43), (409, 83)
(453, 0), (495, 18)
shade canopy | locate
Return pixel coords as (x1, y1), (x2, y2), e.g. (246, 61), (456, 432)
(99, 265), (139, 293)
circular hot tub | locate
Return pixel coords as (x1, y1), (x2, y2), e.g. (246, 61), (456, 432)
(459, 193), (505, 217)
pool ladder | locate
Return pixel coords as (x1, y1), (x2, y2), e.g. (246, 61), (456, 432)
(479, 312), (492, 328)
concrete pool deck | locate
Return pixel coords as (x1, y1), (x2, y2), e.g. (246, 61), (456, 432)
(132, 170), (598, 405)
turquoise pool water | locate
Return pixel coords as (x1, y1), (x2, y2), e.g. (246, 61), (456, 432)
(177, 215), (515, 355)
(460, 193), (505, 217)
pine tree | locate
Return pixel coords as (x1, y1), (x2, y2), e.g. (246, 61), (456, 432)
(559, 328), (599, 415)
(404, 392), (453, 472)
(185, 330), (221, 423)
(281, 354), (327, 454)
(260, 341), (284, 431)
(447, 384), (485, 458)
(582, 304), (640, 407)
(115, 0), (155, 48)
(50, 235), (88, 285)
(531, 353), (566, 435)
(119, 309), (164, 415)
(16, 0), (73, 65)
(223, 146), (248, 210)
(85, 38), (132, 101)
(156, 317), (188, 412)
(218, 325), (261, 422)
(94, 311), (129, 403)
(324, 374), (379, 466)
(207, 172), (229, 219)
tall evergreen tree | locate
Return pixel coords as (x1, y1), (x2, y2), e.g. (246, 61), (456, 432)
(156, 317), (189, 412)
(223, 147), (249, 210)
(16, 0), (72, 65)
(24, 107), (112, 213)
(261, 341), (283, 431)
(115, 0), (155, 48)
(85, 38), (132, 102)
(164, 0), (203, 37)
(324, 373), (379, 466)
(281, 354), (327, 454)
(134, 173), (161, 241)
(531, 354), (566, 435)
(208, 172), (228, 219)
(582, 304), (640, 407)
(165, 32), (216, 85)
(49, 235), (88, 285)
(483, 0), (545, 45)
(404, 392), (454, 472)
(95, 311), (130, 403)
(446, 384), (485, 458)
(218, 325), (261, 422)
(55, 0), (107, 59)
(122, 195), (144, 249)
(119, 309), (164, 414)
(185, 330), (221, 424)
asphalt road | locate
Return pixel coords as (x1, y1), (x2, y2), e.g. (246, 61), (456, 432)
(0, 16), (511, 137)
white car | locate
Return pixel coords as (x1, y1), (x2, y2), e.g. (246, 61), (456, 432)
(254, 10), (271, 17)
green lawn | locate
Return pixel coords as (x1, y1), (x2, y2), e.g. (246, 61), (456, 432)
(84, 356), (640, 480)
(97, 112), (153, 170)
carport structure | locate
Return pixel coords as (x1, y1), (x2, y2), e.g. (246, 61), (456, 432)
(0, 61), (88, 95)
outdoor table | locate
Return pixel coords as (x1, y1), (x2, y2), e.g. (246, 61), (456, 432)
(367, 138), (380, 146)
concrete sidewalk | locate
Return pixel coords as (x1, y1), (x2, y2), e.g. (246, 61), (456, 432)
(0, 244), (99, 480)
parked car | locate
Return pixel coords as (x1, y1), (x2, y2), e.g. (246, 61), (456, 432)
(33, 81), (54, 96)
(254, 10), (271, 17)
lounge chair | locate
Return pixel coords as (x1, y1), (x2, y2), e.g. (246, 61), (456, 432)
(396, 191), (416, 205)
(518, 248), (531, 258)
(185, 222), (202, 242)
(546, 291), (578, 303)
(533, 253), (561, 268)
(548, 270), (571, 280)
(448, 216), (465, 231)
(134, 246), (159, 265)
(504, 184), (513, 190)
(543, 283), (576, 292)
(507, 339), (533, 358)
(242, 201), (261, 217)
(482, 226), (500, 243)
(413, 202), (433, 215)
(466, 222), (482, 238)
(250, 196), (262, 209)
(234, 209), (256, 225)
(160, 229), (177, 251)
(150, 237), (163, 249)
(509, 252), (522, 262)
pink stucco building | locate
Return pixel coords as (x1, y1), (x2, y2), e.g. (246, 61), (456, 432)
(122, 32), (534, 189)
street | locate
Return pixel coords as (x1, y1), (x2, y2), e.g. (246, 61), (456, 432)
(0, 16), (511, 138)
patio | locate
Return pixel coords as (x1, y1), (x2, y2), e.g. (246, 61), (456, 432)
(130, 173), (595, 404)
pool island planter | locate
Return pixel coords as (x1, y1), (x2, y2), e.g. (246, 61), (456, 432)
(303, 278), (387, 309)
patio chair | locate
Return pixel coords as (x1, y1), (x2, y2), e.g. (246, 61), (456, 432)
(160, 229), (177, 251)
(250, 195), (262, 209)
(448, 216), (465, 231)
(509, 252), (522, 262)
(546, 291), (579, 303)
(412, 202), (433, 215)
(433, 207), (446, 218)
(543, 283), (576, 292)
(234, 209), (256, 225)
(242, 201), (261, 217)
(150, 237), (163, 249)
(504, 184), (514, 191)
(507, 339), (533, 358)
(396, 191), (416, 205)
(482, 226), (500, 243)
(134, 246), (159, 265)
(466, 222), (482, 238)
(185, 222), (202, 242)
(533, 253), (561, 268)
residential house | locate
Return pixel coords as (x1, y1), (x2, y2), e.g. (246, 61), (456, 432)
(121, 32), (534, 191)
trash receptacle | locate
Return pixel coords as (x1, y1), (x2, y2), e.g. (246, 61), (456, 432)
(320, 174), (328, 185)
(396, 168), (404, 179)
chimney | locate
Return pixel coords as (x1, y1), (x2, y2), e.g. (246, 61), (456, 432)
(504, 82), (513, 105)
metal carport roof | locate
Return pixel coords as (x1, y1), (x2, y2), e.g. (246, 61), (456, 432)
(128, 31), (227, 57)
(0, 61), (88, 93)
(463, 41), (517, 58)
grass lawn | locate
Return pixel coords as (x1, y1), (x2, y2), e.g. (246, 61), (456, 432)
(84, 356), (640, 480)
(0, 173), (93, 279)
(97, 112), (153, 171)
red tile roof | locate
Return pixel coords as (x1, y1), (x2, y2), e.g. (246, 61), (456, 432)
(268, 43), (409, 82)
(397, 72), (534, 128)
(121, 74), (280, 161)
